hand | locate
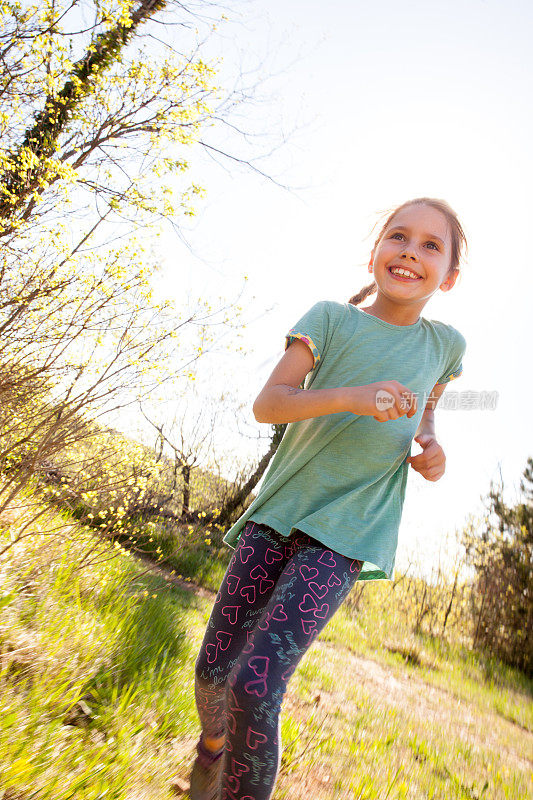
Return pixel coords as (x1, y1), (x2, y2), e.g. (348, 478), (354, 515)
(406, 434), (446, 481)
(345, 381), (418, 421)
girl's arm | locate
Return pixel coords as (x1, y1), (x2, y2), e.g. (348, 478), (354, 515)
(407, 382), (448, 481)
(413, 381), (447, 438)
(253, 339), (418, 424)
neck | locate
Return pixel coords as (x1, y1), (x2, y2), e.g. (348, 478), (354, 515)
(359, 295), (425, 326)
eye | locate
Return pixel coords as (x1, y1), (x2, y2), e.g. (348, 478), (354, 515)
(390, 232), (404, 240)
(426, 241), (439, 251)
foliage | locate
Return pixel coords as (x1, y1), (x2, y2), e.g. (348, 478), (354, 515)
(461, 457), (533, 676)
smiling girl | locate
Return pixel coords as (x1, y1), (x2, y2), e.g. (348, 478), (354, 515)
(187, 197), (467, 800)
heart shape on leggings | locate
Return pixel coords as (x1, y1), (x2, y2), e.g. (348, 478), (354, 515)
(350, 558), (363, 573)
(259, 578), (275, 594)
(226, 574), (240, 594)
(246, 726), (268, 750)
(239, 545), (254, 564)
(205, 642), (218, 664)
(242, 641), (254, 654)
(298, 593), (318, 613)
(226, 775), (240, 793)
(265, 547), (283, 564)
(301, 617), (317, 635)
(285, 563), (296, 575)
(314, 602), (329, 619)
(231, 758), (250, 778)
(244, 678), (267, 697)
(299, 565), (319, 581)
(317, 550), (336, 568)
(221, 605), (239, 625)
(250, 563), (267, 580)
(327, 572), (342, 587)
(216, 631), (232, 650)
(240, 584), (256, 604)
(248, 655), (269, 677)
(284, 545), (294, 558)
(269, 603), (287, 621)
(308, 581), (328, 599)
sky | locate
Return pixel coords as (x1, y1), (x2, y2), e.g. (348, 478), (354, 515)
(128, 0), (532, 580)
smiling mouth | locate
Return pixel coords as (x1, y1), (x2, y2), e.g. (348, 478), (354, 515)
(387, 266), (422, 281)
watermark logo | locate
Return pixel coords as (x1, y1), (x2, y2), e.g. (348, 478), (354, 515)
(375, 389), (395, 411)
(375, 389), (499, 412)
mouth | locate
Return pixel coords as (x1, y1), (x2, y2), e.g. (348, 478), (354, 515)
(387, 265), (423, 281)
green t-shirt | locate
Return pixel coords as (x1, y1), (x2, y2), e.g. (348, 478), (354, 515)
(222, 300), (466, 581)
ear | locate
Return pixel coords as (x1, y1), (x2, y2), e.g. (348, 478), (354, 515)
(368, 249), (374, 272)
(439, 268), (459, 293)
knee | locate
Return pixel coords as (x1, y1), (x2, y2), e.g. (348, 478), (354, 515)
(227, 654), (273, 709)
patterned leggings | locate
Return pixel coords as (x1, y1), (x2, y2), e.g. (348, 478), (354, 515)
(194, 520), (363, 800)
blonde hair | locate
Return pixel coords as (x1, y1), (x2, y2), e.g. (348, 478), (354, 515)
(348, 197), (468, 306)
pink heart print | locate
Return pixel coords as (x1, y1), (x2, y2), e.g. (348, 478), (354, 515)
(350, 558), (363, 573)
(205, 632), (229, 662)
(269, 603), (287, 621)
(285, 562), (296, 575)
(205, 642), (218, 664)
(299, 565), (319, 581)
(250, 564), (267, 580)
(231, 758), (250, 777)
(248, 655), (269, 677)
(246, 726), (268, 750)
(226, 575), (240, 595)
(244, 678), (267, 697)
(317, 550), (337, 568)
(239, 545), (254, 564)
(222, 605), (239, 625)
(298, 593), (318, 613)
(259, 578), (275, 594)
(257, 603), (287, 630)
(226, 775), (240, 793)
(244, 656), (269, 696)
(216, 631), (232, 650)
(240, 584), (256, 603)
(308, 581), (328, 599)
(301, 618), (317, 635)
(265, 547), (283, 564)
(314, 602), (329, 619)
(327, 572), (342, 587)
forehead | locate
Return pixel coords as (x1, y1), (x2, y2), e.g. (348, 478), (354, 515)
(386, 205), (450, 243)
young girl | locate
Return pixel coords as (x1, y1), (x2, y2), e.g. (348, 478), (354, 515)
(188, 197), (467, 800)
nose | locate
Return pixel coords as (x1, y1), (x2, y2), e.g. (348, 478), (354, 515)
(400, 248), (418, 262)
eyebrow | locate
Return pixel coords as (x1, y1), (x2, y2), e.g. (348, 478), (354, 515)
(387, 225), (446, 246)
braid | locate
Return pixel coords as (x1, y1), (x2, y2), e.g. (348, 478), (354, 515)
(348, 280), (377, 306)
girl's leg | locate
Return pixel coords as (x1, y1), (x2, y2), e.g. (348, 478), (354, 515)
(219, 532), (363, 800)
(194, 521), (295, 743)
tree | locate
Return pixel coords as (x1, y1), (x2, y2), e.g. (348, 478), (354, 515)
(461, 457), (533, 675)
(0, 0), (272, 544)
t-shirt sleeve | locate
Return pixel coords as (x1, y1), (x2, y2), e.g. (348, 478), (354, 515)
(436, 329), (467, 385)
(284, 300), (331, 370)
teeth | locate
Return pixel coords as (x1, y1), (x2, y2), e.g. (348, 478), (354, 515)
(390, 267), (419, 279)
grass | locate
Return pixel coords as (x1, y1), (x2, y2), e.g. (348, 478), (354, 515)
(0, 499), (531, 800)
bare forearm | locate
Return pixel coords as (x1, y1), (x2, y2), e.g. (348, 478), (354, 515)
(415, 409), (436, 438)
(253, 384), (350, 424)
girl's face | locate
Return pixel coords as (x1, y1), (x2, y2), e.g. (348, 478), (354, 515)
(369, 204), (458, 301)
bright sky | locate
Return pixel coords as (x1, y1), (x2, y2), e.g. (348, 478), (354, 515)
(146, 0), (532, 579)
